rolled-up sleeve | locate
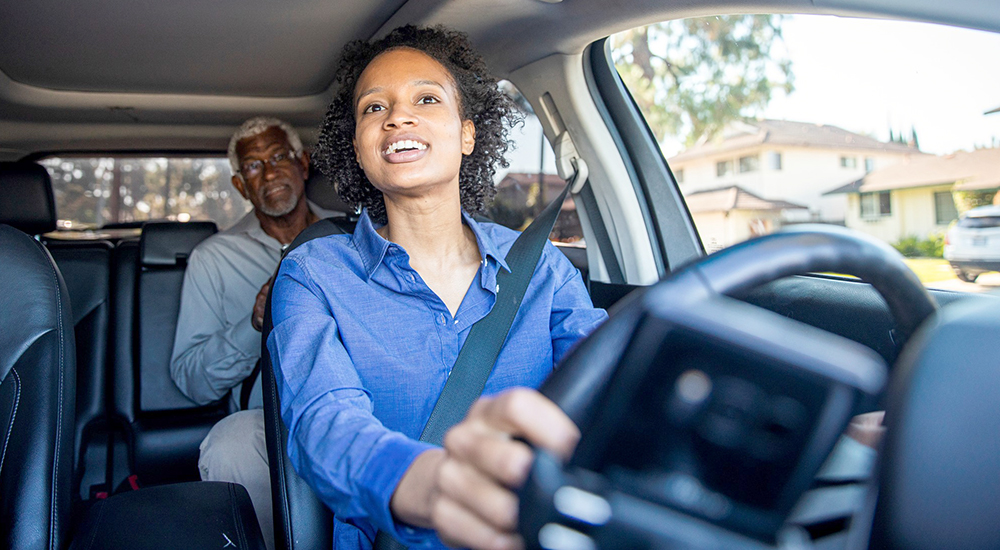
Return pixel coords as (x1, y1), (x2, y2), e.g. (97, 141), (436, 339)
(170, 248), (260, 405)
(267, 256), (434, 542)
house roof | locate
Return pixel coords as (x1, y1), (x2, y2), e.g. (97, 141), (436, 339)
(684, 185), (807, 214)
(827, 147), (1000, 194)
(668, 119), (920, 163)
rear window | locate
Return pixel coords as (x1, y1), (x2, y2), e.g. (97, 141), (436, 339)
(958, 216), (1000, 229)
(40, 156), (251, 230)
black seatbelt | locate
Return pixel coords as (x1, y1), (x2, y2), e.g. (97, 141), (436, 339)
(375, 168), (579, 550)
(240, 360), (261, 410)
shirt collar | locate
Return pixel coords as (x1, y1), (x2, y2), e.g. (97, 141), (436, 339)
(351, 209), (510, 280)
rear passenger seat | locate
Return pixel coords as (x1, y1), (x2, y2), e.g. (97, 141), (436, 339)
(112, 221), (228, 486)
(0, 161), (236, 500)
(0, 161), (114, 500)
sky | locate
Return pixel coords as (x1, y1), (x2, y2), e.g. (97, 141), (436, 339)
(746, 15), (1000, 156)
(501, 14), (1000, 177)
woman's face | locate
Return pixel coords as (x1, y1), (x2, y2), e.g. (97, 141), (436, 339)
(352, 47), (476, 201)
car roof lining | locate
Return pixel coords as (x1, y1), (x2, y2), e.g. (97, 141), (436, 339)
(0, 0), (996, 159)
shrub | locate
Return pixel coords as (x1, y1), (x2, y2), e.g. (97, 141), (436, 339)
(892, 234), (943, 258)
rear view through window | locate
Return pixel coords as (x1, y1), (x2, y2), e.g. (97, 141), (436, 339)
(41, 156), (250, 231)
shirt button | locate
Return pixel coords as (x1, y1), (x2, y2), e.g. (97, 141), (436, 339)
(495, 284), (500, 292)
(408, 273), (415, 283)
(439, 313), (447, 325)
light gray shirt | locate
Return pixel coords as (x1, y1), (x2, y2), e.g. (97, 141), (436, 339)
(170, 203), (336, 410)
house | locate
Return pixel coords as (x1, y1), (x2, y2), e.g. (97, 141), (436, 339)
(668, 120), (923, 225)
(826, 147), (1000, 243)
(491, 172), (582, 243)
(683, 185), (807, 252)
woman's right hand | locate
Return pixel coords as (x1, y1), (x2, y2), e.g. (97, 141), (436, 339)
(390, 388), (580, 550)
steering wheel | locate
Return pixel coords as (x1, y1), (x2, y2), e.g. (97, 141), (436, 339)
(518, 224), (937, 549)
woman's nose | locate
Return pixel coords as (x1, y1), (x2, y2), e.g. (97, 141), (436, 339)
(384, 103), (417, 128)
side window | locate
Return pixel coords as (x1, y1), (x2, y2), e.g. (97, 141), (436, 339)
(611, 15), (1000, 290)
(492, 83), (585, 248)
(40, 156), (250, 232)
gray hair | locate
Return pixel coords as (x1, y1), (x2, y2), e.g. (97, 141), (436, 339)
(228, 116), (304, 179)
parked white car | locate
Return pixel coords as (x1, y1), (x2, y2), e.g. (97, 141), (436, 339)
(945, 204), (1000, 282)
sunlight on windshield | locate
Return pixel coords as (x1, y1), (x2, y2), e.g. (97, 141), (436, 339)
(612, 15), (1000, 292)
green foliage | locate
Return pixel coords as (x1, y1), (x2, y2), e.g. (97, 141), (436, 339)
(954, 190), (997, 213)
(892, 234), (944, 258)
(611, 15), (794, 146)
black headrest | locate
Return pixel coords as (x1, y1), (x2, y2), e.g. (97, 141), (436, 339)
(0, 161), (57, 235)
(139, 221), (217, 267)
(305, 164), (357, 216)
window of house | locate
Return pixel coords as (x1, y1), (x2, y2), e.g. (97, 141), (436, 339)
(864, 157), (875, 172)
(934, 191), (959, 225)
(739, 155), (759, 173)
(768, 151), (782, 170)
(40, 156), (250, 231)
(841, 156), (858, 168)
(716, 160), (733, 177)
(860, 191), (892, 218)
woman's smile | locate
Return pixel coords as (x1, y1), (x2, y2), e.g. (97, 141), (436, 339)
(381, 134), (430, 163)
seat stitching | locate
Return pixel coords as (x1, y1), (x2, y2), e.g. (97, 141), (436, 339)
(0, 368), (22, 480)
(42, 240), (68, 550)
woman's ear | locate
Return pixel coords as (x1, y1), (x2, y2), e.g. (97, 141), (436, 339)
(352, 137), (361, 165)
(461, 120), (476, 156)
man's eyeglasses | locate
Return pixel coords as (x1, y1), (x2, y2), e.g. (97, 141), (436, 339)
(241, 150), (298, 179)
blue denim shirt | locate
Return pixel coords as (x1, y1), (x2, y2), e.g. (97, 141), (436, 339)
(267, 209), (607, 549)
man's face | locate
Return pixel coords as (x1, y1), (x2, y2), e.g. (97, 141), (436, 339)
(231, 126), (309, 217)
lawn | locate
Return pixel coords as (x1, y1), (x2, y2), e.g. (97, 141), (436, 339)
(903, 258), (956, 284)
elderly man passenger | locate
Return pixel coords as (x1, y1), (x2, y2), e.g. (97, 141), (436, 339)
(170, 116), (337, 550)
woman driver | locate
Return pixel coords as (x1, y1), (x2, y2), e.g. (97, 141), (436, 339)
(267, 25), (607, 550)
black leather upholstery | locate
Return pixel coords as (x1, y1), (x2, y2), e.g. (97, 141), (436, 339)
(46, 240), (115, 499)
(0, 224), (77, 550)
(137, 222), (216, 411)
(69, 482), (266, 550)
(111, 223), (228, 486)
(0, 161), (57, 235)
(139, 221), (216, 267)
(869, 296), (1000, 549)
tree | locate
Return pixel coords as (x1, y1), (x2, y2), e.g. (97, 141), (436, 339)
(611, 15), (794, 146)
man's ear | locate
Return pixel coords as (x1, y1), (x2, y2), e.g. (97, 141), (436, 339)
(231, 175), (249, 199)
(461, 119), (476, 156)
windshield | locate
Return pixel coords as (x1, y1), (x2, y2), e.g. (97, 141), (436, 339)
(611, 14), (1000, 291)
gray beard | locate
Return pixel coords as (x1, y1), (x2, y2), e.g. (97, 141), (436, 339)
(256, 188), (300, 217)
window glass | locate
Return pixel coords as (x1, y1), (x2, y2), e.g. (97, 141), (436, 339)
(41, 156), (250, 231)
(491, 82), (584, 248)
(739, 155), (759, 173)
(934, 191), (959, 225)
(611, 15), (1000, 290)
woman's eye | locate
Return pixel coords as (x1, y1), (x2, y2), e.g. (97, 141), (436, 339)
(417, 96), (439, 104)
(362, 104), (383, 114)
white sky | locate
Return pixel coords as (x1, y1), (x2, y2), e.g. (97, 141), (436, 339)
(758, 15), (1000, 155)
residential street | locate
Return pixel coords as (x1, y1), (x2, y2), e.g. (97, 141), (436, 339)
(926, 272), (1000, 293)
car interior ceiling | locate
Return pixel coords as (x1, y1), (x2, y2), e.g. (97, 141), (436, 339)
(2, 0), (1000, 548)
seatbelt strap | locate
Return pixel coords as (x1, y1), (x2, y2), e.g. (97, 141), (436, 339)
(375, 164), (581, 550)
(240, 360), (261, 410)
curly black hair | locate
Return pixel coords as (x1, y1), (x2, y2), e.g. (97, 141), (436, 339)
(314, 25), (523, 224)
